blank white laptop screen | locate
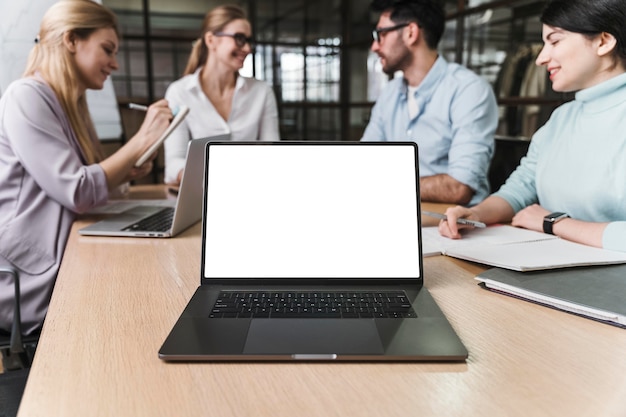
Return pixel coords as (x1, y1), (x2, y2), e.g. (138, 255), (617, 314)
(203, 143), (420, 279)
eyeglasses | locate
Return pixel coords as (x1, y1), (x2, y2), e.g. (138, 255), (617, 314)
(372, 23), (410, 43)
(213, 32), (255, 49)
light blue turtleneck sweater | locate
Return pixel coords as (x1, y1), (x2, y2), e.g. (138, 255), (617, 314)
(494, 72), (626, 252)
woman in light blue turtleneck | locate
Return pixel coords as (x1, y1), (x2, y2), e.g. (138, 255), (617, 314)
(438, 0), (626, 252)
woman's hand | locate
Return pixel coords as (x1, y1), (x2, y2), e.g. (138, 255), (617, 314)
(123, 160), (154, 183)
(99, 99), (172, 190)
(511, 203), (550, 233)
(438, 206), (481, 239)
(132, 99), (173, 158)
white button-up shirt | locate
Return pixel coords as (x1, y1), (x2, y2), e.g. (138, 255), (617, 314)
(163, 68), (280, 183)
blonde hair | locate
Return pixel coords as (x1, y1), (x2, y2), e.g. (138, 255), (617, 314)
(24, 0), (119, 165)
(183, 5), (247, 76)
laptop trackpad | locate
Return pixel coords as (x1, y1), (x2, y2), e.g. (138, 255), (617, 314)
(243, 319), (384, 355)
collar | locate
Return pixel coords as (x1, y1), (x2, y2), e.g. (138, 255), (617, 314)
(575, 72), (626, 113)
(187, 67), (247, 94)
(401, 55), (447, 102)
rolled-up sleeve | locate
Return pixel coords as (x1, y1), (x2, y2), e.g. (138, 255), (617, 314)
(447, 77), (498, 197)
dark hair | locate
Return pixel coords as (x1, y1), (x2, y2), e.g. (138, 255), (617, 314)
(370, 0), (445, 49)
(541, 0), (626, 68)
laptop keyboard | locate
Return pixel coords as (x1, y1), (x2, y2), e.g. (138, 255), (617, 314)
(122, 207), (174, 232)
(210, 291), (418, 319)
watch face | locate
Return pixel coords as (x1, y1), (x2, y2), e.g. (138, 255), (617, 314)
(546, 212), (566, 221)
(543, 212), (567, 235)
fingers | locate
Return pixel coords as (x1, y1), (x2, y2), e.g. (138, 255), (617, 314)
(149, 98), (171, 112)
(438, 218), (460, 239)
(128, 160), (153, 181)
(441, 206), (463, 237)
(147, 99), (173, 124)
(133, 99), (173, 151)
(438, 206), (478, 239)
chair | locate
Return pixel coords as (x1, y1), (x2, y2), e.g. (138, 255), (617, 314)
(0, 266), (39, 417)
(488, 136), (531, 193)
(0, 266), (39, 371)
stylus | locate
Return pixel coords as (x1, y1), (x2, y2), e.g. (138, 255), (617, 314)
(128, 103), (148, 111)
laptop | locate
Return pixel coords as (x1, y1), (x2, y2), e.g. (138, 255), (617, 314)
(159, 141), (468, 361)
(79, 134), (230, 238)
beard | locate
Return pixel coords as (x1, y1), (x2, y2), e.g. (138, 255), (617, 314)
(380, 41), (413, 75)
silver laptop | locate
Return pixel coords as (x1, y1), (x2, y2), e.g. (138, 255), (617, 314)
(79, 134), (230, 238)
(159, 141), (468, 361)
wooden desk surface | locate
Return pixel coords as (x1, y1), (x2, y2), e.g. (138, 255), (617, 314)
(18, 186), (626, 417)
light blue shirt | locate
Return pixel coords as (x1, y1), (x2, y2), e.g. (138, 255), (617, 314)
(361, 56), (498, 206)
(495, 72), (626, 252)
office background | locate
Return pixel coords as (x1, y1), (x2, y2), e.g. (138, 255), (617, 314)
(0, 0), (571, 183)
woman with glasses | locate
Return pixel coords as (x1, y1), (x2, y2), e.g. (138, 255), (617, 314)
(164, 5), (280, 185)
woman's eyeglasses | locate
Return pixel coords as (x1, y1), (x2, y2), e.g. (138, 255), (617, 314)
(213, 32), (255, 49)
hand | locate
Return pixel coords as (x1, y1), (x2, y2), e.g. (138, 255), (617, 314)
(438, 205), (481, 239)
(124, 160), (154, 183)
(99, 100), (170, 191)
(511, 203), (550, 233)
(133, 99), (173, 155)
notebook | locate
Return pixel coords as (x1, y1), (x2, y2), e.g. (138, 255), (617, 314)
(79, 134), (230, 238)
(476, 264), (626, 328)
(134, 105), (190, 167)
(421, 225), (626, 271)
(159, 141), (468, 361)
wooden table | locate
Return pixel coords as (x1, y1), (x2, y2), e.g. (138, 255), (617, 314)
(18, 187), (626, 416)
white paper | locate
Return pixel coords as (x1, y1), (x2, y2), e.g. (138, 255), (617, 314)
(421, 224), (626, 271)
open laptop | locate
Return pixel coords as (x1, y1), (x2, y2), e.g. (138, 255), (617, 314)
(79, 134), (230, 238)
(159, 141), (468, 361)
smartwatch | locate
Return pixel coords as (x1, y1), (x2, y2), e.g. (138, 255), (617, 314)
(543, 212), (569, 235)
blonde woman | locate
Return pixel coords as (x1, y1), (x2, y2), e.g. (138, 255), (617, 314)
(0, 0), (172, 335)
(164, 5), (280, 185)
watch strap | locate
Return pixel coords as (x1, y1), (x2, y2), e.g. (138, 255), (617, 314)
(543, 212), (569, 235)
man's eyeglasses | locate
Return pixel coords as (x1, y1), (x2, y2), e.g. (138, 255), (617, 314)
(372, 23), (410, 43)
(213, 32), (255, 49)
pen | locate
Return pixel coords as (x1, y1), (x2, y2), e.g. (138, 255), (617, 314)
(128, 103), (149, 111)
(129, 103), (180, 116)
(422, 211), (486, 228)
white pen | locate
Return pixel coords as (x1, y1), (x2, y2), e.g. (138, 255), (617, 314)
(129, 102), (179, 116)
(128, 103), (149, 111)
(422, 211), (486, 228)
